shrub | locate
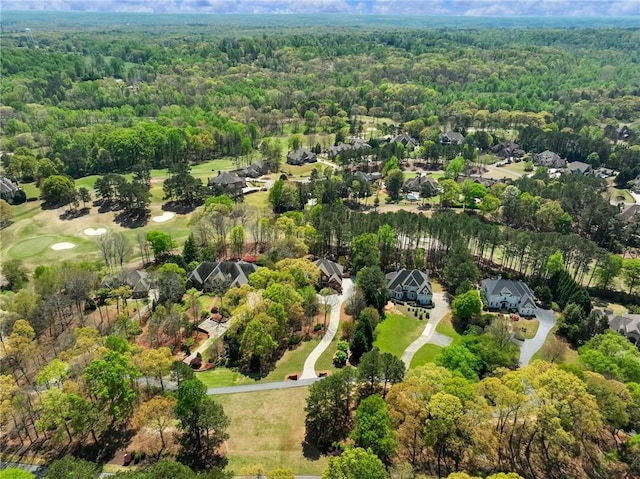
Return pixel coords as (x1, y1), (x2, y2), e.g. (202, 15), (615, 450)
(425, 311), (430, 319)
(288, 334), (303, 347)
(337, 340), (349, 353)
(314, 323), (323, 332)
(333, 350), (348, 368)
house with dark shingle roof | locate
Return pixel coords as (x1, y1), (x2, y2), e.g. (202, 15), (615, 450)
(481, 276), (536, 316)
(102, 270), (152, 299)
(403, 175), (441, 194)
(391, 133), (418, 150)
(386, 269), (433, 305)
(313, 258), (344, 292)
(619, 125), (635, 142)
(208, 171), (246, 191)
(607, 313), (640, 345)
(0, 176), (19, 202)
(286, 148), (317, 165)
(438, 131), (465, 146)
(491, 141), (525, 159)
(533, 150), (566, 169)
(236, 160), (269, 178)
(188, 260), (258, 291)
(566, 161), (592, 175)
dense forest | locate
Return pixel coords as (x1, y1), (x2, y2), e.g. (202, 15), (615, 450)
(1, 12), (640, 479)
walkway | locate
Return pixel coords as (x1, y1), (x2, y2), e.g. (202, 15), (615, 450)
(518, 307), (557, 365)
(400, 292), (451, 369)
(207, 377), (320, 395)
(300, 278), (354, 379)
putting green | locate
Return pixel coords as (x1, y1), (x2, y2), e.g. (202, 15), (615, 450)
(9, 235), (57, 259)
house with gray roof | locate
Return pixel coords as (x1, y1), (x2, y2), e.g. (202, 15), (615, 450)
(187, 260), (258, 291)
(0, 176), (19, 202)
(286, 148), (317, 165)
(607, 312), (640, 345)
(102, 270), (152, 299)
(386, 269), (433, 305)
(391, 133), (418, 150)
(208, 171), (246, 191)
(439, 131), (465, 146)
(566, 161), (592, 175)
(533, 150), (566, 169)
(403, 175), (441, 194)
(491, 141), (525, 159)
(235, 160), (269, 178)
(313, 258), (344, 292)
(481, 276), (536, 316)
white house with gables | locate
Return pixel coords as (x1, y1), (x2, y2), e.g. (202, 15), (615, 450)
(386, 269), (433, 305)
(481, 276), (536, 316)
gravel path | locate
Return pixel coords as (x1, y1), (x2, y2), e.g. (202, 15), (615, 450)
(300, 279), (354, 379)
(400, 292), (450, 368)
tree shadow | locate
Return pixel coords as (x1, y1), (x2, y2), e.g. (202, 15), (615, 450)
(301, 440), (322, 460)
(114, 209), (150, 228)
(73, 427), (135, 464)
(97, 200), (123, 214)
(59, 207), (90, 220)
(162, 200), (203, 214)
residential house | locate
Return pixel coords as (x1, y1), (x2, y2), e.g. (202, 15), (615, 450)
(235, 160), (269, 178)
(354, 170), (382, 185)
(438, 131), (465, 146)
(491, 141), (525, 159)
(619, 125), (635, 142)
(208, 171), (246, 191)
(403, 174), (441, 194)
(480, 276), (536, 316)
(566, 161), (592, 175)
(286, 148), (317, 165)
(187, 260), (258, 291)
(386, 269), (433, 305)
(102, 270), (152, 299)
(533, 150), (566, 169)
(594, 167), (615, 179)
(313, 258), (344, 292)
(0, 176), (19, 203)
(621, 204), (640, 221)
(391, 133), (418, 150)
(607, 312), (640, 345)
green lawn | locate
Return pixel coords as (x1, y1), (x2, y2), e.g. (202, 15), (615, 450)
(315, 338), (340, 373)
(607, 187), (633, 203)
(243, 190), (270, 210)
(195, 367), (257, 388)
(281, 162), (323, 178)
(410, 344), (443, 369)
(261, 339), (320, 382)
(373, 312), (426, 358)
(20, 181), (40, 199)
(436, 313), (461, 343)
(216, 387), (328, 475)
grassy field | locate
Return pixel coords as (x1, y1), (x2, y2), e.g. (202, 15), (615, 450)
(511, 316), (540, 340)
(436, 313), (462, 344)
(281, 162), (323, 178)
(216, 387), (328, 475)
(195, 367), (257, 388)
(607, 187), (634, 203)
(373, 311), (426, 358)
(315, 338), (339, 373)
(410, 344), (443, 369)
(261, 339), (320, 382)
(501, 161), (528, 176)
(531, 325), (579, 365)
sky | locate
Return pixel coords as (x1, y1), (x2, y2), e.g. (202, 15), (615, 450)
(1, 0), (639, 16)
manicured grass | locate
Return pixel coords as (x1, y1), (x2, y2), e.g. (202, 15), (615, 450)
(261, 339), (320, 382)
(243, 190), (270, 210)
(190, 158), (236, 179)
(373, 312), (425, 358)
(607, 187), (633, 203)
(530, 325), (579, 365)
(436, 313), (462, 344)
(8, 235), (57, 258)
(410, 344), (443, 369)
(216, 387), (328, 475)
(501, 161), (528, 176)
(315, 338), (340, 373)
(281, 162), (323, 178)
(20, 181), (40, 199)
(195, 367), (257, 388)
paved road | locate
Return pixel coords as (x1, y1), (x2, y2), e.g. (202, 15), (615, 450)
(300, 279), (354, 379)
(400, 292), (450, 368)
(207, 377), (320, 395)
(518, 307), (557, 366)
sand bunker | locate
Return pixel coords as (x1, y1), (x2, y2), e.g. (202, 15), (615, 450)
(84, 227), (107, 236)
(152, 212), (176, 223)
(51, 242), (76, 251)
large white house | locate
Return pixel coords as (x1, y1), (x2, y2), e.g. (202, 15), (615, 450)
(480, 276), (536, 316)
(386, 269), (433, 305)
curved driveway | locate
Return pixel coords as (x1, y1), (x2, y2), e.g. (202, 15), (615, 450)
(400, 292), (450, 368)
(518, 307), (556, 365)
(300, 278), (354, 379)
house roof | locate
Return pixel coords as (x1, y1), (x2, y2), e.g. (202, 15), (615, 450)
(481, 277), (535, 301)
(386, 269), (432, 295)
(313, 258), (343, 285)
(0, 176), (18, 194)
(533, 150), (566, 169)
(236, 160), (268, 178)
(102, 270), (151, 294)
(609, 314), (640, 337)
(621, 204), (640, 221)
(209, 171), (244, 186)
(354, 171), (382, 184)
(403, 175), (440, 192)
(391, 133), (418, 147)
(491, 141), (524, 158)
(566, 161), (592, 174)
(438, 131), (465, 144)
(287, 149), (316, 163)
(188, 261), (258, 288)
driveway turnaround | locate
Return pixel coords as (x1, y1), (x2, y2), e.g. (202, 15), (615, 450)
(519, 307), (557, 365)
(400, 292), (450, 369)
(300, 278), (354, 379)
